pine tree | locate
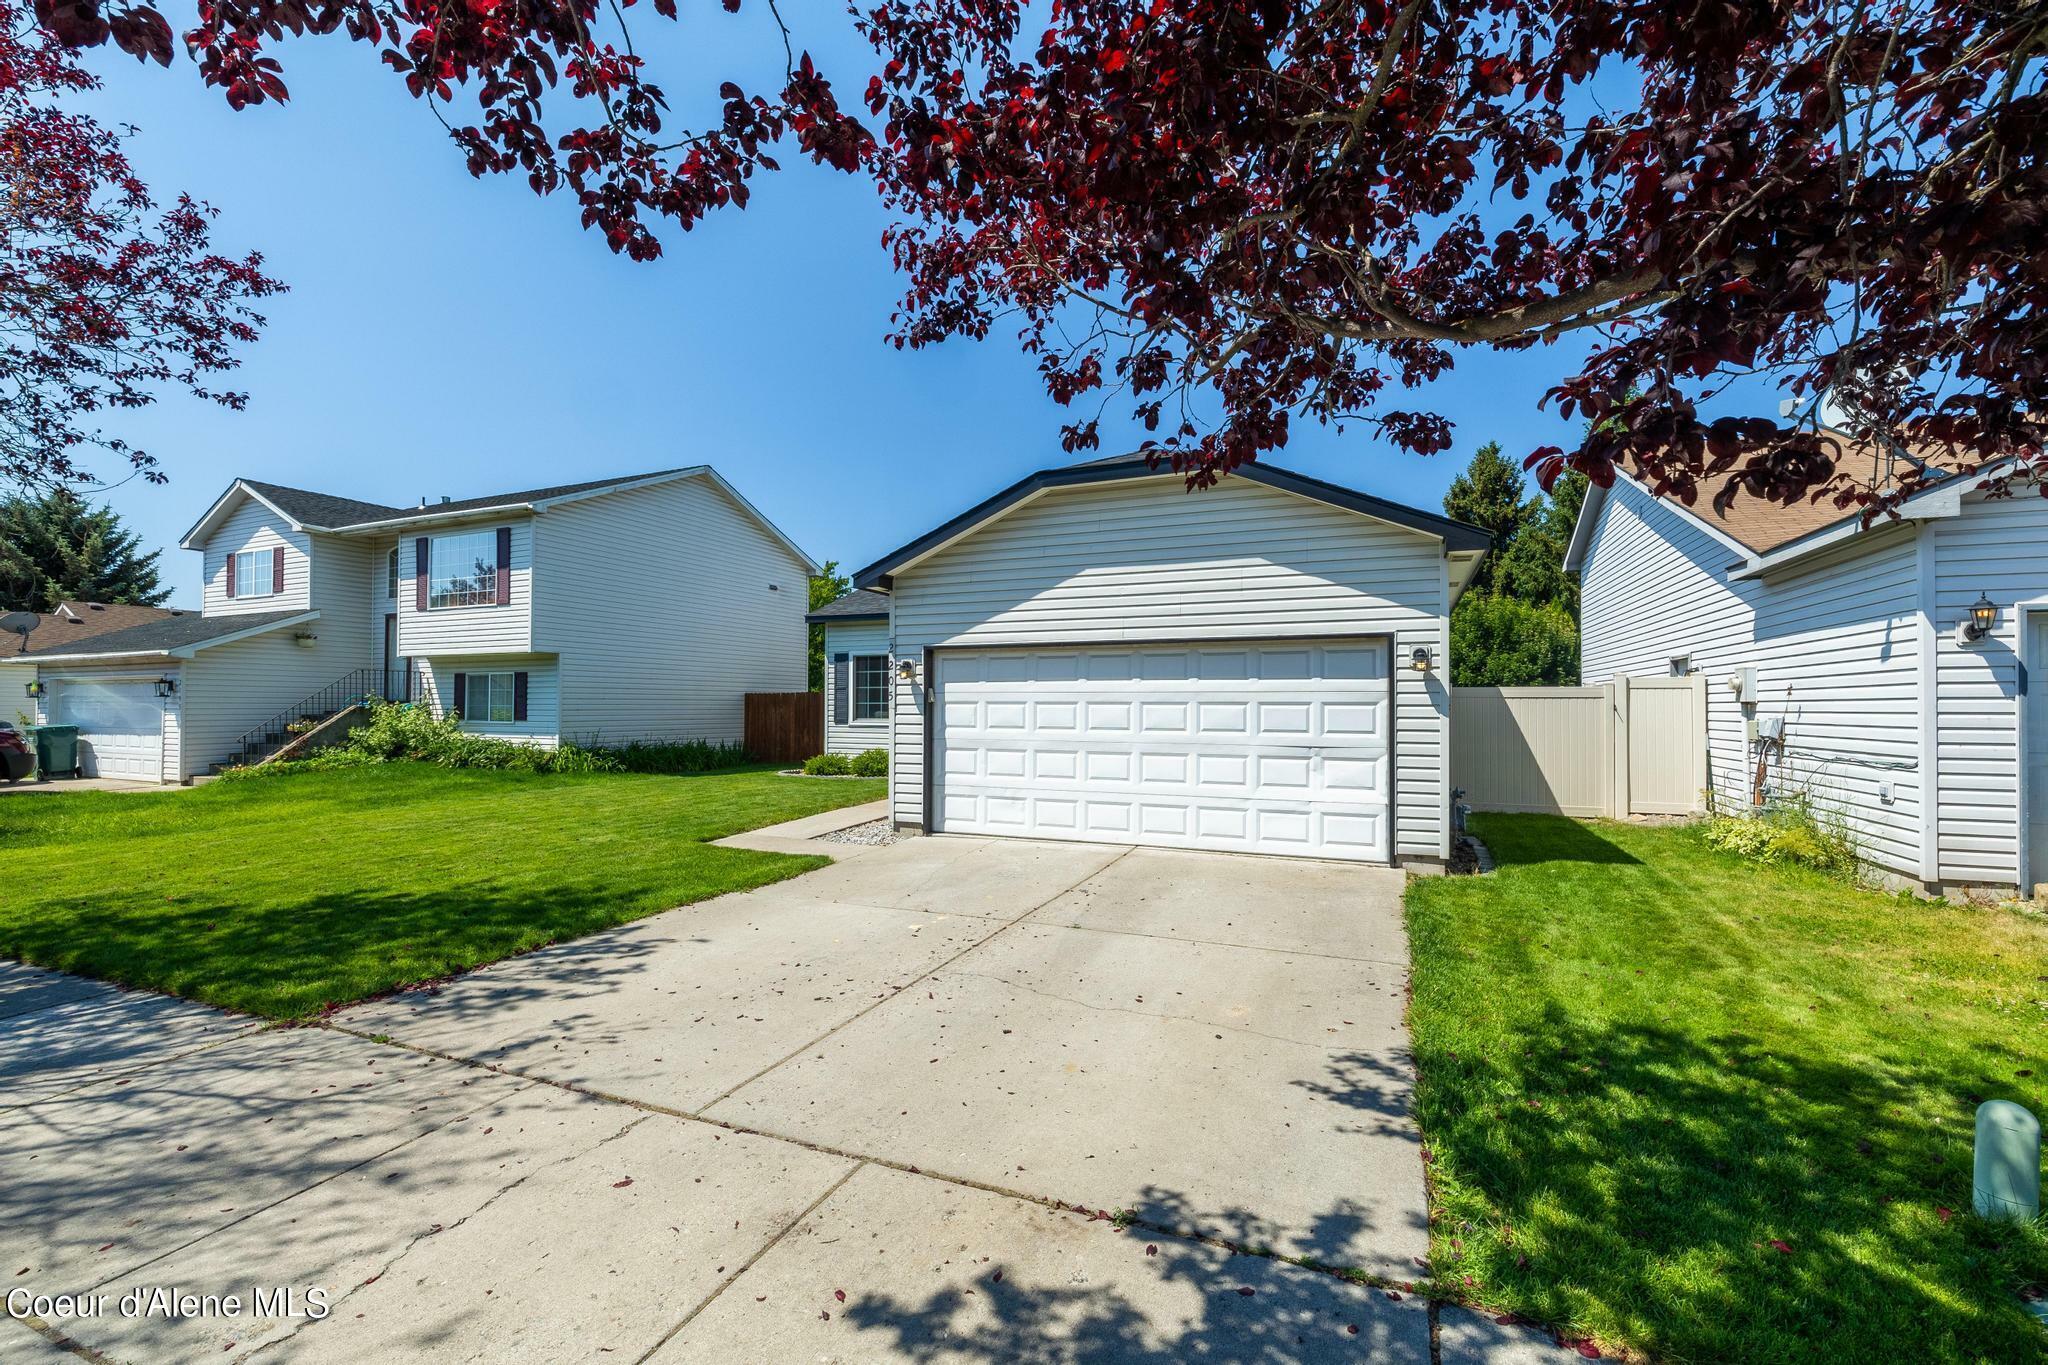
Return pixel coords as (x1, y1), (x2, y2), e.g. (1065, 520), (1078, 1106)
(1443, 443), (1584, 685)
(1441, 442), (1541, 597)
(0, 490), (169, 613)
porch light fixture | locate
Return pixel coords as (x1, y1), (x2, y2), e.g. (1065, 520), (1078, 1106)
(24, 680), (44, 699)
(1410, 645), (1433, 673)
(897, 658), (916, 679)
(153, 676), (178, 698)
(1965, 593), (1999, 641)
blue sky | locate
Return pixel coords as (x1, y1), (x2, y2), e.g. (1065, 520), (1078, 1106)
(78, 11), (1687, 605)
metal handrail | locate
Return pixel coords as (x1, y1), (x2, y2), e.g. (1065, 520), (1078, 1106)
(226, 667), (415, 766)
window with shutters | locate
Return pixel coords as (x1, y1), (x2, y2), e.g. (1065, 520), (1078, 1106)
(852, 655), (890, 721)
(470, 672), (517, 723)
(428, 530), (498, 609)
(233, 547), (276, 598)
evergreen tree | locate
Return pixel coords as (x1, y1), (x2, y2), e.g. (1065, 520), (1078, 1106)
(1443, 443), (1585, 685)
(1441, 441), (1540, 597)
(806, 559), (852, 691)
(1448, 595), (1580, 687)
(0, 490), (168, 613)
(1494, 470), (1589, 615)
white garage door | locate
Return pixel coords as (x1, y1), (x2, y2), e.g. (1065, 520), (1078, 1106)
(51, 680), (165, 781)
(934, 639), (1391, 861)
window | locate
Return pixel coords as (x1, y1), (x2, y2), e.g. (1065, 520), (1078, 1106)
(852, 655), (890, 721)
(428, 530), (498, 609)
(468, 672), (517, 724)
(233, 547), (276, 598)
(387, 546), (399, 599)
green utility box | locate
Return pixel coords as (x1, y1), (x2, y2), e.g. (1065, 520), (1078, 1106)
(31, 724), (80, 779)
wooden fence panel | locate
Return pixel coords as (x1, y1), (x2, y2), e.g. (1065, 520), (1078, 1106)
(745, 692), (823, 764)
(1452, 676), (1707, 818)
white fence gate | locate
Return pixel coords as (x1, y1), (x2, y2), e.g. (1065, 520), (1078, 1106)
(1451, 675), (1708, 818)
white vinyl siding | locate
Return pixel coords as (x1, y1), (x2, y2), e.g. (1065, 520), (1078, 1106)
(0, 662), (34, 724)
(823, 620), (891, 756)
(202, 499), (311, 616)
(534, 475), (808, 744)
(396, 520), (532, 657)
(415, 656), (559, 747)
(1928, 494), (2048, 887)
(178, 620), (373, 778)
(1580, 478), (1926, 880)
(886, 476), (1451, 862)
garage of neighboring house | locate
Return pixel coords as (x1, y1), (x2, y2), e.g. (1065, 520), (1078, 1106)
(854, 455), (1490, 866)
(23, 609), (319, 784)
(41, 675), (180, 781)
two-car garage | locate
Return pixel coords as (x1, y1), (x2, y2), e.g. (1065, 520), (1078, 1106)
(933, 638), (1392, 862)
(858, 457), (1490, 868)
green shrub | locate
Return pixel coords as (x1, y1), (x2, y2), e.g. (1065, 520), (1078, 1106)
(1698, 794), (1856, 876)
(848, 747), (888, 777)
(803, 752), (851, 776)
(597, 739), (753, 774)
(229, 701), (622, 777)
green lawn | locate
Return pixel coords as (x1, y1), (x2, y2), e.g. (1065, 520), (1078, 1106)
(1406, 814), (2048, 1363)
(0, 764), (883, 1019)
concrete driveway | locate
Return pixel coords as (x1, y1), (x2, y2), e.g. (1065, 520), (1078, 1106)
(2, 823), (1565, 1364)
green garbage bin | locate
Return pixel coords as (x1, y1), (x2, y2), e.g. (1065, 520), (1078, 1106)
(31, 725), (80, 779)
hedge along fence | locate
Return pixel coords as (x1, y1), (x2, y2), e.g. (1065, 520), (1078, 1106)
(227, 702), (756, 779)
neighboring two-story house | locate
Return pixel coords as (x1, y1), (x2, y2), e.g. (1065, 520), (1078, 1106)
(20, 467), (814, 782)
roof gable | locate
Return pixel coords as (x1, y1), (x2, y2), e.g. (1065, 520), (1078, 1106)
(854, 456), (1489, 591)
(176, 467), (815, 570)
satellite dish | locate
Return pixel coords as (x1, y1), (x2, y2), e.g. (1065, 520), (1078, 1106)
(0, 612), (37, 654)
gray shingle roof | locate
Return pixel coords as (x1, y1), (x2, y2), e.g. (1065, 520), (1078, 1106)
(242, 482), (407, 530)
(805, 589), (891, 623)
(244, 469), (694, 530)
(26, 609), (311, 660)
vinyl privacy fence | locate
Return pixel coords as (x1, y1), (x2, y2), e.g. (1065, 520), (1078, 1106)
(1450, 675), (1709, 818)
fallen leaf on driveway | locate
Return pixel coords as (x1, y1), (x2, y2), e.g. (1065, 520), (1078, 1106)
(1235, 1287), (1256, 1297)
(613, 1178), (634, 1189)
(834, 1290), (846, 1302)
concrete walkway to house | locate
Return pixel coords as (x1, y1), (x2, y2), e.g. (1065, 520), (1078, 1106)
(1, 814), (1569, 1364)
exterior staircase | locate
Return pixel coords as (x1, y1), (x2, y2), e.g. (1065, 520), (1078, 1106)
(212, 668), (412, 773)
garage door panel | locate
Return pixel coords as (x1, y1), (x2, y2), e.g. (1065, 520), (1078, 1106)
(51, 680), (165, 782)
(934, 639), (1390, 862)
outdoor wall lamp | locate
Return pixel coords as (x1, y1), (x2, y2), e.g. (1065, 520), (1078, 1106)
(1963, 593), (1999, 642)
(24, 680), (44, 699)
(1410, 645), (1433, 673)
(153, 676), (178, 698)
(897, 658), (917, 679)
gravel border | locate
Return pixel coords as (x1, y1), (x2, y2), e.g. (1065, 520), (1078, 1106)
(819, 818), (899, 847)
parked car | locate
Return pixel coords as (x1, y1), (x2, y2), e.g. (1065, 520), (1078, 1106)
(0, 722), (32, 783)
